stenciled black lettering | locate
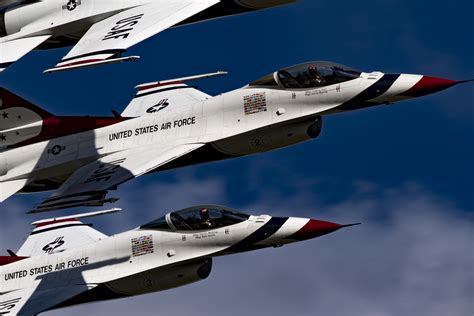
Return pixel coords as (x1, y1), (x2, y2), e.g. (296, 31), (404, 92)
(103, 14), (144, 41)
(116, 14), (144, 24)
(111, 20), (139, 31)
(109, 130), (133, 141)
(4, 270), (27, 281)
(173, 116), (196, 128)
(103, 29), (132, 41)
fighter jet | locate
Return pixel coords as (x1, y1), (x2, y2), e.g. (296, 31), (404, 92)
(0, 0), (294, 72)
(0, 206), (358, 315)
(0, 61), (471, 212)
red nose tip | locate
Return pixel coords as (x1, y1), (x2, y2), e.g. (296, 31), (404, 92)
(289, 219), (360, 241)
(403, 76), (459, 97)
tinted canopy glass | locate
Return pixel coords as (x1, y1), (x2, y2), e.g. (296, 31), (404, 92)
(141, 205), (250, 231)
(250, 61), (361, 89)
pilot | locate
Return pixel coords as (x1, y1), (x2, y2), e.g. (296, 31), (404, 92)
(308, 65), (324, 85)
(199, 208), (214, 228)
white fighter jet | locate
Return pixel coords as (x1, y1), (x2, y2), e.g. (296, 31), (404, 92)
(0, 0), (293, 72)
(0, 206), (358, 315)
(0, 61), (471, 212)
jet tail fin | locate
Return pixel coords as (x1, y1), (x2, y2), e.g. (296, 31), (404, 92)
(0, 35), (51, 71)
(0, 87), (54, 146)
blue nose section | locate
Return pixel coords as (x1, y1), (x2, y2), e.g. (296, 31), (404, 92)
(337, 74), (401, 111)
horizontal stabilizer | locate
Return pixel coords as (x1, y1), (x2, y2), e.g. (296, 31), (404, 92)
(0, 179), (29, 202)
(0, 35), (51, 72)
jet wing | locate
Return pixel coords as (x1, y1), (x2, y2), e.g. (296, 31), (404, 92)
(0, 35), (51, 72)
(44, 0), (219, 73)
(0, 284), (95, 316)
(0, 179), (30, 203)
(30, 143), (204, 212)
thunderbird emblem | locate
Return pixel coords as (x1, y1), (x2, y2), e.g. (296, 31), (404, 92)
(42, 236), (65, 254)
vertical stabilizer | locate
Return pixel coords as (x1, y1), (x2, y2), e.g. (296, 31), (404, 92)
(0, 87), (54, 146)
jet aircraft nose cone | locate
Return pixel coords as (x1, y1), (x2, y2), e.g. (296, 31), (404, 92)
(402, 76), (460, 97)
(290, 219), (360, 241)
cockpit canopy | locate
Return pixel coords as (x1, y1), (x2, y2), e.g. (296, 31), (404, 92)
(140, 205), (250, 231)
(249, 61), (361, 89)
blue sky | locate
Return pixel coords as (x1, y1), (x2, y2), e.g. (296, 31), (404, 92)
(1, 0), (473, 315)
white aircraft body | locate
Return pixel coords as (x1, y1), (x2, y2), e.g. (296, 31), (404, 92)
(0, 61), (470, 212)
(0, 0), (293, 72)
(0, 206), (358, 315)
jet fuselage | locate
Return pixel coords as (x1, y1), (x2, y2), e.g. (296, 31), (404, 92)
(0, 206), (356, 314)
(0, 66), (462, 192)
(0, 61), (465, 207)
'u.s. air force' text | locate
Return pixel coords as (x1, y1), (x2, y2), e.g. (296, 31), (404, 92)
(109, 117), (196, 142)
(4, 257), (89, 281)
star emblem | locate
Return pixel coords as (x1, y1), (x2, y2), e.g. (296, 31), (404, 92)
(52, 146), (61, 155)
(66, 0), (77, 11)
(1, 112), (8, 119)
(48, 145), (66, 155)
(0, 134), (6, 142)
